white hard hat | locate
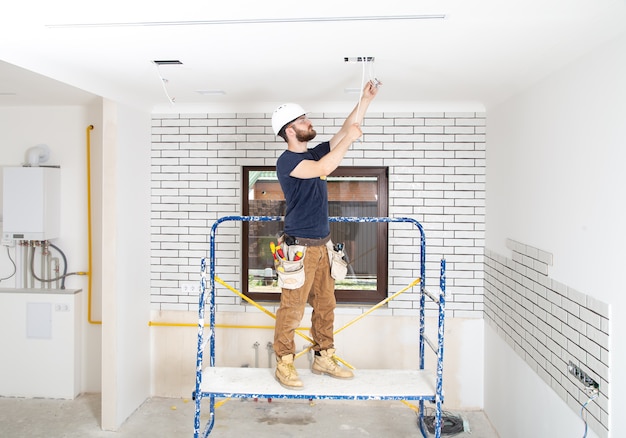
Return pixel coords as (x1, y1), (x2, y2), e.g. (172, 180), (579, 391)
(271, 103), (306, 136)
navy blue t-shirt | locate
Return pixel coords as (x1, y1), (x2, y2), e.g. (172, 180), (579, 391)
(276, 141), (331, 239)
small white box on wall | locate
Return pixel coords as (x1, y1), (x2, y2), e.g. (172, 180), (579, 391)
(2, 166), (60, 241)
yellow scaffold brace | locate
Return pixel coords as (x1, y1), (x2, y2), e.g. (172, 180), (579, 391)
(214, 275), (318, 349)
(213, 275), (421, 370)
(295, 276), (421, 361)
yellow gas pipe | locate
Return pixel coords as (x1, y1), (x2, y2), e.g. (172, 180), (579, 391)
(86, 125), (101, 325)
(148, 321), (309, 331)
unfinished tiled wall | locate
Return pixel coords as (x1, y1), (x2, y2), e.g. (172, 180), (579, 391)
(484, 239), (610, 437)
(150, 111), (486, 318)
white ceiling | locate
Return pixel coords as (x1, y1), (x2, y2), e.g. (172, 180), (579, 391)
(1, 1), (625, 113)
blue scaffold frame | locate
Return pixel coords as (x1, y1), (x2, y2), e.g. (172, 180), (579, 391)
(193, 216), (447, 438)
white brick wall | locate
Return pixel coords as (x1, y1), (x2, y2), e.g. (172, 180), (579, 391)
(151, 111), (486, 317)
(485, 239), (610, 438)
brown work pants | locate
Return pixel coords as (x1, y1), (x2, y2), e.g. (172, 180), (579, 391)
(273, 244), (335, 357)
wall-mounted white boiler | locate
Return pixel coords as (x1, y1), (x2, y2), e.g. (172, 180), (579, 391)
(2, 166), (60, 241)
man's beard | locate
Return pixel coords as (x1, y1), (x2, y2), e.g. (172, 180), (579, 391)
(294, 126), (317, 142)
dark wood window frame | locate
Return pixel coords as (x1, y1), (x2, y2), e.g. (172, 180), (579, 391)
(242, 166), (388, 304)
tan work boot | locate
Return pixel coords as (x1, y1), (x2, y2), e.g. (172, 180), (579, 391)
(275, 354), (304, 390)
(312, 348), (354, 379)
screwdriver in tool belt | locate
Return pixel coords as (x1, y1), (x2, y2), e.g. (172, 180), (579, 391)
(269, 242), (278, 260)
(293, 251), (303, 261)
(275, 245), (285, 260)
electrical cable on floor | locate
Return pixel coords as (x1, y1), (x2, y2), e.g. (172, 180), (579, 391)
(423, 407), (466, 436)
(0, 245), (17, 282)
(580, 389), (599, 438)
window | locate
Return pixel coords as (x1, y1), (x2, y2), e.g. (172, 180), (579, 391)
(242, 166), (388, 304)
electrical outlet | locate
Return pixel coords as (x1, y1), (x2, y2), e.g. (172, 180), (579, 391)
(181, 283), (200, 294)
(568, 361), (599, 390)
(344, 56), (375, 63)
(1, 228), (15, 247)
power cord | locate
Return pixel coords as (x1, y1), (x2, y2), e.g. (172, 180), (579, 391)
(0, 245), (17, 283)
(423, 407), (466, 436)
(354, 56), (380, 122)
(354, 56), (367, 124)
(581, 388), (599, 438)
(154, 63), (176, 105)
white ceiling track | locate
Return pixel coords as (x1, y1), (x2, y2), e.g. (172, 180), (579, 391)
(46, 14), (446, 28)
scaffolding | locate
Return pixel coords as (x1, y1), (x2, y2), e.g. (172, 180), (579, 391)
(193, 216), (447, 438)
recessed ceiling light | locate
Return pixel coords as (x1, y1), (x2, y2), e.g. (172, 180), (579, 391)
(152, 60), (183, 65)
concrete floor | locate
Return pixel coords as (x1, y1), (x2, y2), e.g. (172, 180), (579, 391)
(0, 393), (499, 437)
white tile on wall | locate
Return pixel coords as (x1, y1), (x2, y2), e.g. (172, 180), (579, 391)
(484, 241), (610, 438)
(151, 111), (486, 319)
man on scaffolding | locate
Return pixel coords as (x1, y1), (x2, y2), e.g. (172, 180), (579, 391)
(270, 79), (380, 389)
